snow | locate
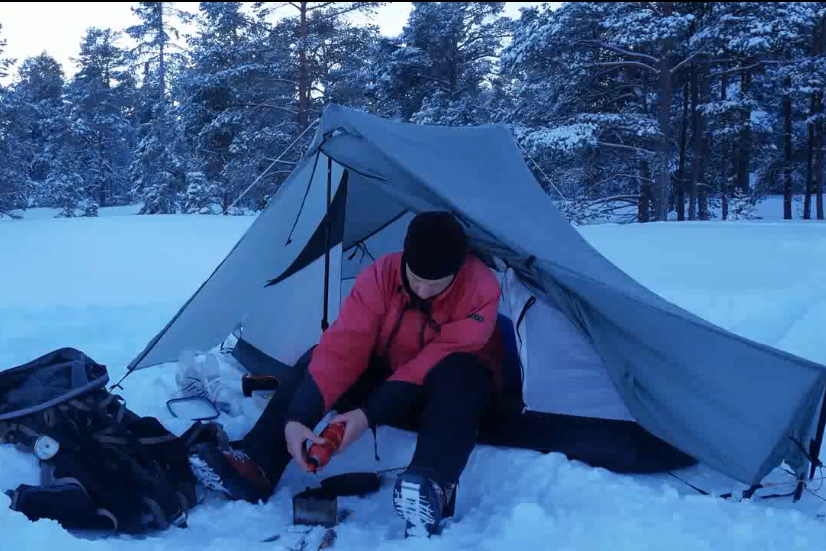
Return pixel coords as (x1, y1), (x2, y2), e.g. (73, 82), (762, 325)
(2, 206), (826, 550)
(516, 123), (599, 155)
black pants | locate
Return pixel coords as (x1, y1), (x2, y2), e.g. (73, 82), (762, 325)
(241, 349), (493, 490)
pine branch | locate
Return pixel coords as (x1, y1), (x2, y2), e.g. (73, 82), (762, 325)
(601, 93), (638, 104)
(671, 51), (705, 75)
(710, 60), (789, 77)
(586, 194), (641, 206)
(599, 141), (657, 155)
(589, 61), (660, 74)
(238, 103), (298, 115)
(413, 74), (451, 88)
(616, 173), (654, 184)
(308, 2), (382, 20)
(578, 41), (660, 64)
(306, 2), (341, 11)
(261, 77), (299, 86)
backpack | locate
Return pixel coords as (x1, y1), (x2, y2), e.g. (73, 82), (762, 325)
(0, 347), (213, 535)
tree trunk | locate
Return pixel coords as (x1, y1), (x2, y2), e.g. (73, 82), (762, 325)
(98, 135), (107, 207)
(784, 74), (794, 220)
(698, 61), (710, 221)
(805, 24), (822, 220)
(158, 3), (166, 146)
(688, 65), (699, 221)
(639, 160), (651, 223)
(805, 93), (815, 220)
(735, 66), (753, 197)
(721, 72), (730, 220)
(817, 92), (824, 220)
(677, 80), (689, 221)
(815, 19), (826, 220)
(298, 1), (309, 130)
(656, 2), (674, 222)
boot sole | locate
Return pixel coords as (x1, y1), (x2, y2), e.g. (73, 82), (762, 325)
(392, 473), (444, 538)
(188, 444), (268, 504)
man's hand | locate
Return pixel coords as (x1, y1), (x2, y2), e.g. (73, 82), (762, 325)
(328, 409), (370, 454)
(285, 420), (326, 473)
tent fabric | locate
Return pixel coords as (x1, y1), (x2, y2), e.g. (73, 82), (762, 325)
(502, 269), (634, 422)
(127, 153), (346, 370)
(128, 104), (826, 487)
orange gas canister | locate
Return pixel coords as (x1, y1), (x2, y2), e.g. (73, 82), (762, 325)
(307, 423), (346, 473)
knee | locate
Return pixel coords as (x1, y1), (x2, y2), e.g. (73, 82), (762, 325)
(423, 353), (491, 394)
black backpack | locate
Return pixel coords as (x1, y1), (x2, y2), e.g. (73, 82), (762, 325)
(0, 348), (214, 535)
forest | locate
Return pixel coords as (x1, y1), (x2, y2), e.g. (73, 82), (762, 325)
(1, 2), (825, 224)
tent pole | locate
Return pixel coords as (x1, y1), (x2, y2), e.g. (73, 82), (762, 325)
(321, 156), (332, 332)
(809, 385), (826, 480)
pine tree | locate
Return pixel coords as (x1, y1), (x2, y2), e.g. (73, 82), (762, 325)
(691, 2), (819, 219)
(306, 14), (381, 110)
(0, 22), (13, 80)
(505, 3), (756, 223)
(262, 2), (385, 130)
(126, 2), (193, 214)
(0, 23), (28, 218)
(363, 2), (512, 124)
(180, 2), (299, 212)
(14, 52), (70, 208)
(67, 27), (135, 208)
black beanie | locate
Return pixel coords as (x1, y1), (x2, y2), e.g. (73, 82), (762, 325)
(403, 211), (467, 280)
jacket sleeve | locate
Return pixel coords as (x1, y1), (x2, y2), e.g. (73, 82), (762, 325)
(361, 285), (500, 428)
(286, 261), (386, 428)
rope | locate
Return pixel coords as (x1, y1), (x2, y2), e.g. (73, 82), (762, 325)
(224, 119), (320, 214)
(670, 468), (826, 502)
(514, 138), (569, 206)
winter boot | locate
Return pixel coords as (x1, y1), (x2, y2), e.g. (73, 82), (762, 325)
(392, 471), (457, 538)
(188, 442), (273, 504)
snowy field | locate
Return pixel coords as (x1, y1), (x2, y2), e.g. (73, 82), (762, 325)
(2, 201), (826, 550)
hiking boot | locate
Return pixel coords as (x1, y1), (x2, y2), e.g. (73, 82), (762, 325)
(188, 442), (273, 504)
(392, 471), (457, 538)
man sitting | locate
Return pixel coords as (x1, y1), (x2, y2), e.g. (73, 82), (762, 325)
(189, 211), (504, 537)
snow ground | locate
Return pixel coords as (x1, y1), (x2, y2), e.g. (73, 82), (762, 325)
(1, 205), (825, 550)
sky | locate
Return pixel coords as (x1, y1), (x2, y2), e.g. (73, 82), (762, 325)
(0, 2), (550, 84)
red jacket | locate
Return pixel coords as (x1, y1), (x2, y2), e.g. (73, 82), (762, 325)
(287, 252), (503, 427)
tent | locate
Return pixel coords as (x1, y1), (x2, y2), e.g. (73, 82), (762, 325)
(126, 104), (826, 489)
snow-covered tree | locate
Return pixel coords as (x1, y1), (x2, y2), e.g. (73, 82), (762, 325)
(0, 93), (30, 218)
(306, 15), (381, 110)
(692, 2), (820, 219)
(67, 27), (135, 208)
(179, 2), (300, 212)
(363, 2), (511, 124)
(504, 4), (666, 222)
(0, 22), (13, 80)
(183, 171), (219, 214)
(260, 2), (385, 130)
(126, 2), (193, 214)
(12, 52), (72, 208)
(502, 2), (823, 223)
(0, 24), (28, 218)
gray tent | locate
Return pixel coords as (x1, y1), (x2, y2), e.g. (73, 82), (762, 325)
(127, 104), (826, 489)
